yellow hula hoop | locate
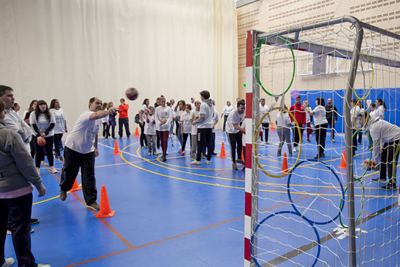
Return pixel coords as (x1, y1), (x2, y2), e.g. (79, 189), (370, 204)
(254, 107), (302, 178)
(352, 99), (370, 131)
(353, 54), (374, 101)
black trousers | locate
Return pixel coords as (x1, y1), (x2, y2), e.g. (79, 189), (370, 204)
(0, 193), (36, 267)
(211, 132), (216, 153)
(261, 122), (270, 142)
(293, 123), (304, 147)
(182, 133), (189, 151)
(315, 123), (328, 155)
(352, 129), (358, 155)
(223, 115), (228, 132)
(327, 118), (335, 139)
(60, 147), (97, 205)
(33, 135), (54, 167)
(380, 140), (400, 184)
(139, 122), (147, 147)
(196, 128), (213, 161)
(228, 132), (243, 163)
(118, 117), (130, 138)
(54, 133), (64, 157)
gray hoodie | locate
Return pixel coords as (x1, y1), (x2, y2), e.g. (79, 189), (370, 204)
(368, 117), (400, 161)
(0, 119), (43, 193)
(196, 98), (214, 129)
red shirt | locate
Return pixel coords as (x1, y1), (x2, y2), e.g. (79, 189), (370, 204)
(289, 103), (306, 125)
(118, 103), (129, 118)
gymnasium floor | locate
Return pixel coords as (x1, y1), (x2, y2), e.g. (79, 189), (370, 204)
(4, 129), (399, 266)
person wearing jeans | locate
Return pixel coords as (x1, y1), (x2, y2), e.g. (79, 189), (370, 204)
(225, 100), (246, 170)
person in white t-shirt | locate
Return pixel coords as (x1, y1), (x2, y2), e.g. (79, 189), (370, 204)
(180, 104), (192, 155)
(190, 90), (214, 165)
(174, 100), (186, 153)
(259, 98), (271, 144)
(155, 97), (172, 161)
(276, 105), (293, 157)
(375, 98), (386, 120)
(143, 106), (157, 155)
(59, 97), (117, 211)
(211, 101), (219, 155)
(100, 102), (109, 140)
(308, 97), (328, 159)
(30, 100), (57, 174)
(350, 98), (361, 156)
(226, 100), (246, 170)
(220, 101), (233, 132)
(190, 101), (201, 159)
(303, 100), (312, 142)
(50, 99), (68, 161)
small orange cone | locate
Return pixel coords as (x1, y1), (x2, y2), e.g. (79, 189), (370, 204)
(218, 142), (228, 158)
(281, 152), (288, 173)
(338, 150), (347, 169)
(134, 127), (139, 136)
(70, 179), (82, 192)
(270, 122), (276, 131)
(112, 140), (119, 155)
(96, 185), (115, 218)
(241, 149), (245, 161)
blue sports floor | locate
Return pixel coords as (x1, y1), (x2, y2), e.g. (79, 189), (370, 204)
(4, 129), (399, 266)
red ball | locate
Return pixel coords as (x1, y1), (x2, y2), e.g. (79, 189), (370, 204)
(362, 159), (378, 171)
(125, 87), (139, 101)
(37, 137), (46, 146)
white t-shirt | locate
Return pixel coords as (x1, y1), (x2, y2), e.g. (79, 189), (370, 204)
(29, 112), (56, 137)
(259, 104), (270, 123)
(4, 109), (32, 152)
(180, 111), (192, 134)
(226, 109), (245, 134)
(276, 111), (292, 128)
(144, 114), (156, 135)
(155, 106), (172, 132)
(65, 111), (101, 154)
(351, 106), (360, 129)
(304, 106), (311, 123)
(197, 101), (214, 129)
(190, 110), (199, 135)
(312, 106), (328, 126)
(376, 105), (385, 120)
(50, 108), (67, 134)
(212, 108), (219, 133)
(222, 105), (234, 116)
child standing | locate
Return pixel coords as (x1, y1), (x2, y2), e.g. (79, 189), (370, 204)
(276, 105), (293, 157)
(144, 107), (157, 155)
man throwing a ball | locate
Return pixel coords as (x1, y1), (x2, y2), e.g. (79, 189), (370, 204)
(59, 97), (117, 210)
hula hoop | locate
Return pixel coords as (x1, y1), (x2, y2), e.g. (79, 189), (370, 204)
(287, 159), (345, 225)
(251, 210), (321, 267)
(353, 54), (374, 101)
(254, 36), (295, 97)
(338, 180), (365, 229)
(254, 107), (302, 178)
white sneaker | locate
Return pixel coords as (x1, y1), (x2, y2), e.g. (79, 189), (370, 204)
(190, 160), (201, 165)
(41, 161), (48, 166)
(293, 147), (297, 152)
(1, 258), (15, 267)
(37, 264), (51, 267)
(49, 166), (57, 174)
(205, 160), (210, 165)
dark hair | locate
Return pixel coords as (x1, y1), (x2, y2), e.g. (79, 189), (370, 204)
(376, 98), (387, 110)
(316, 97), (325, 106)
(351, 98), (358, 104)
(237, 99), (245, 108)
(185, 103), (192, 110)
(34, 100), (51, 121)
(142, 98), (149, 106)
(199, 90), (210, 99)
(12, 103), (19, 110)
(370, 103), (376, 108)
(120, 98), (125, 102)
(28, 100), (37, 113)
(89, 97), (96, 104)
(50, 99), (58, 109)
(0, 100), (5, 114)
(0, 85), (13, 97)
(175, 100), (186, 112)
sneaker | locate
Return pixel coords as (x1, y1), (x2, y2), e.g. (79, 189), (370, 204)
(232, 163), (238, 170)
(37, 264), (51, 267)
(237, 159), (244, 164)
(211, 152), (217, 155)
(1, 258), (15, 267)
(381, 183), (396, 190)
(190, 160), (201, 165)
(180, 151), (185, 155)
(41, 161), (48, 166)
(372, 178), (387, 183)
(49, 166), (57, 174)
(277, 153), (281, 157)
(205, 160), (210, 165)
(332, 139), (335, 143)
(307, 139), (311, 142)
(58, 155), (63, 161)
(60, 190), (67, 201)
(7, 228), (34, 235)
(86, 202), (100, 211)
(31, 218), (40, 225)
(293, 147), (297, 152)
(162, 156), (167, 162)
(148, 152), (152, 156)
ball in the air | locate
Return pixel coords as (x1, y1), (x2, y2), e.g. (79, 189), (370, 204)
(125, 88), (139, 101)
(37, 137), (46, 146)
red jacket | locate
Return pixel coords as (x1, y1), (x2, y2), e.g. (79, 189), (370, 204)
(118, 103), (129, 118)
(289, 103), (306, 125)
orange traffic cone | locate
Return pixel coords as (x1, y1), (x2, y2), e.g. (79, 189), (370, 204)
(241, 149), (245, 161)
(70, 179), (82, 192)
(96, 185), (115, 218)
(338, 150), (347, 169)
(281, 152), (288, 173)
(112, 140), (119, 155)
(218, 142), (228, 158)
(134, 127), (139, 136)
(270, 122), (276, 131)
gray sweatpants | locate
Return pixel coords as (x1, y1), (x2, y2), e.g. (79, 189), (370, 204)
(146, 135), (157, 154)
(277, 126), (292, 155)
(190, 134), (197, 158)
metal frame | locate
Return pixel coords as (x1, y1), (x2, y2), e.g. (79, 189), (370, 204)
(245, 15), (400, 267)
